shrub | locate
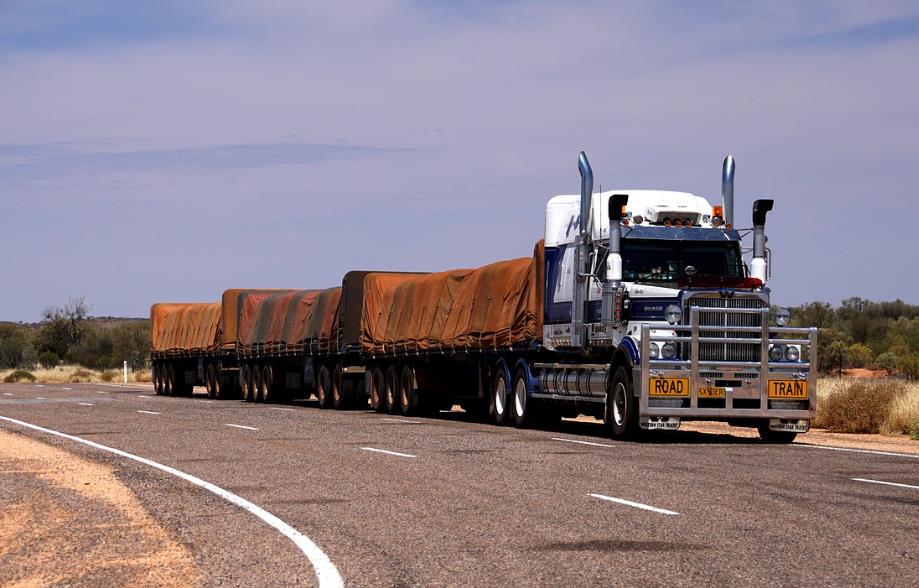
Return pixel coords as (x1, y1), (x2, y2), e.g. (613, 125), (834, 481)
(4, 369), (36, 383)
(38, 351), (59, 369)
(69, 368), (95, 383)
(815, 379), (907, 433)
(881, 385), (919, 435)
(100, 370), (119, 383)
(134, 369), (153, 383)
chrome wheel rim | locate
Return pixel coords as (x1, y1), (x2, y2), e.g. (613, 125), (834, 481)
(494, 378), (506, 416)
(514, 378), (526, 418)
(613, 382), (626, 427)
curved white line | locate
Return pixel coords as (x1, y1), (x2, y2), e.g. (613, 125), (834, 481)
(0, 414), (343, 587)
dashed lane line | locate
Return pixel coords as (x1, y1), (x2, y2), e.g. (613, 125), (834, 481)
(852, 477), (919, 491)
(138, 395), (153, 399)
(360, 447), (416, 458)
(62, 387), (72, 391)
(137, 410), (161, 415)
(78, 402), (94, 406)
(0, 414), (343, 587)
(225, 423), (259, 431)
(380, 418), (422, 424)
(588, 493), (680, 515)
(3, 393), (13, 396)
(268, 407), (296, 412)
(35, 397), (46, 400)
(551, 437), (617, 449)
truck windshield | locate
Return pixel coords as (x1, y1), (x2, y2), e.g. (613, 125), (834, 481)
(619, 239), (745, 283)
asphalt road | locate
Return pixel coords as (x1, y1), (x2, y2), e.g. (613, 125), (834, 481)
(1, 382), (917, 586)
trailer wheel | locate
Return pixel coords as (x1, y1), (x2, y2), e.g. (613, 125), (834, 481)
(757, 422), (797, 444)
(332, 363), (346, 410)
(214, 362), (230, 400)
(400, 364), (419, 416)
(317, 365), (332, 409)
(253, 364), (264, 403)
(260, 364), (273, 403)
(606, 366), (638, 439)
(205, 364), (216, 399)
(165, 364), (175, 397)
(385, 364), (400, 414)
(369, 366), (386, 412)
(153, 365), (163, 395)
(511, 367), (532, 428)
(490, 362), (511, 425)
(240, 363), (251, 402)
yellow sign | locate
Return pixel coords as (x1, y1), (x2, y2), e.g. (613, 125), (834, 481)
(768, 380), (808, 399)
(649, 378), (689, 397)
(698, 386), (726, 399)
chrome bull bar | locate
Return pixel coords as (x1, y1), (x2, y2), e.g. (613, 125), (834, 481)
(638, 307), (818, 420)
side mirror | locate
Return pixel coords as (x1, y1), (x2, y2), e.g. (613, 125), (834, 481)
(752, 199), (774, 226)
(608, 194), (629, 220)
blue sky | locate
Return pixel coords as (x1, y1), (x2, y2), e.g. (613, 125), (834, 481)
(1, 1), (918, 321)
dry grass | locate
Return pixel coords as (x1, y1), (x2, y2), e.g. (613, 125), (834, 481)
(0, 365), (151, 385)
(816, 378), (919, 435)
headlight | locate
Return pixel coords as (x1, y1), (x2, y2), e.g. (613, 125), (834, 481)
(769, 344), (785, 362)
(661, 342), (678, 359)
(775, 308), (790, 327)
(785, 345), (800, 362)
(665, 304), (682, 325)
(649, 342), (660, 359)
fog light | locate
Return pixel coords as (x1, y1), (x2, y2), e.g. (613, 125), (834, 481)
(785, 345), (800, 362)
(661, 342), (677, 359)
(649, 342), (660, 359)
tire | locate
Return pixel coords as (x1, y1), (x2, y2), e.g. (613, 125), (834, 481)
(253, 364), (263, 402)
(370, 366), (386, 412)
(241, 363), (252, 402)
(606, 366), (638, 439)
(490, 362), (511, 425)
(165, 364), (175, 397)
(385, 364), (400, 414)
(400, 364), (418, 417)
(260, 364), (273, 403)
(153, 365), (163, 395)
(332, 363), (345, 410)
(206, 364), (216, 399)
(511, 366), (532, 428)
(757, 422), (798, 444)
(213, 361), (226, 400)
(317, 364), (332, 409)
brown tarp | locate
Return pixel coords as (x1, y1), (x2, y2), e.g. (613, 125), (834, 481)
(237, 288), (342, 355)
(219, 288), (295, 351)
(150, 302), (221, 355)
(360, 249), (541, 354)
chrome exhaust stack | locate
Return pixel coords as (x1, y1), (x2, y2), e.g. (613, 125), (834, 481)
(572, 151), (593, 348)
(602, 194), (629, 329)
(722, 155), (735, 227)
(751, 199), (773, 283)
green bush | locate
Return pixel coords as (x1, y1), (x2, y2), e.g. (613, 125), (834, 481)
(69, 368), (95, 383)
(910, 421), (919, 441)
(815, 379), (907, 433)
(4, 369), (36, 383)
(38, 351), (59, 369)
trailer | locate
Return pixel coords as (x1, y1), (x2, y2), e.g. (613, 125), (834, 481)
(150, 152), (817, 442)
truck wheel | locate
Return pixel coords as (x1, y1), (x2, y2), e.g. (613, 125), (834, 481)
(490, 362), (511, 425)
(757, 422), (798, 444)
(511, 367), (532, 428)
(400, 364), (418, 416)
(241, 364), (251, 402)
(606, 366), (638, 439)
(165, 364), (175, 396)
(260, 365), (273, 403)
(317, 365), (332, 409)
(153, 365), (163, 395)
(206, 364), (216, 399)
(332, 363), (346, 410)
(385, 364), (400, 414)
(370, 366), (386, 412)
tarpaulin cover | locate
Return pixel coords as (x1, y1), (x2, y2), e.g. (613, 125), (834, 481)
(237, 288), (342, 355)
(150, 302), (221, 355)
(360, 251), (541, 354)
(219, 289), (294, 351)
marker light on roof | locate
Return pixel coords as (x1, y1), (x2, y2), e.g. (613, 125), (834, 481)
(711, 216), (724, 227)
(633, 215), (644, 224)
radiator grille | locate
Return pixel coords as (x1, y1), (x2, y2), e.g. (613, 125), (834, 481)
(684, 296), (767, 362)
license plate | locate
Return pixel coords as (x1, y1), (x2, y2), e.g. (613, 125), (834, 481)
(698, 386), (726, 399)
(649, 378), (689, 397)
(768, 380), (808, 399)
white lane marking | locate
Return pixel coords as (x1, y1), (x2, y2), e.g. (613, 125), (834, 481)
(799, 444), (919, 459)
(588, 493), (679, 515)
(269, 407), (296, 412)
(137, 410), (161, 415)
(852, 477), (919, 491)
(78, 402), (94, 407)
(225, 423), (259, 431)
(62, 387), (72, 391)
(381, 418), (421, 424)
(96, 391), (107, 394)
(198, 399), (213, 403)
(360, 447), (416, 458)
(0, 414), (343, 587)
(3, 393), (14, 396)
(35, 384), (44, 388)
(138, 395), (153, 399)
(552, 437), (617, 449)
(36, 397), (46, 400)
(96, 382), (151, 389)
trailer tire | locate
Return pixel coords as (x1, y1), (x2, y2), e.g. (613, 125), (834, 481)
(260, 365), (273, 403)
(165, 364), (175, 397)
(206, 364), (216, 399)
(757, 422), (797, 444)
(490, 361), (511, 425)
(511, 366), (533, 428)
(606, 366), (638, 439)
(385, 364), (400, 414)
(332, 363), (346, 410)
(317, 365), (332, 409)
(241, 363), (252, 402)
(400, 364), (419, 416)
(370, 366), (386, 412)
(153, 365), (163, 395)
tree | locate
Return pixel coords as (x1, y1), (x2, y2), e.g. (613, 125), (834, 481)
(110, 322), (151, 370)
(0, 323), (32, 369)
(34, 297), (91, 359)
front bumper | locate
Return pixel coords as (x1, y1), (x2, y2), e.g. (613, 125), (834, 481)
(637, 307), (818, 424)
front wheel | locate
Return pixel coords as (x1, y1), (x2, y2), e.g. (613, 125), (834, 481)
(606, 366), (638, 440)
(757, 422), (798, 444)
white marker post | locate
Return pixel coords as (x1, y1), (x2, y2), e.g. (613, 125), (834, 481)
(123, 361), (128, 384)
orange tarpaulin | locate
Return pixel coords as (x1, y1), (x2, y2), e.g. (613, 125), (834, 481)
(360, 251), (541, 354)
(219, 288), (295, 351)
(150, 302), (221, 355)
(237, 288), (342, 355)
